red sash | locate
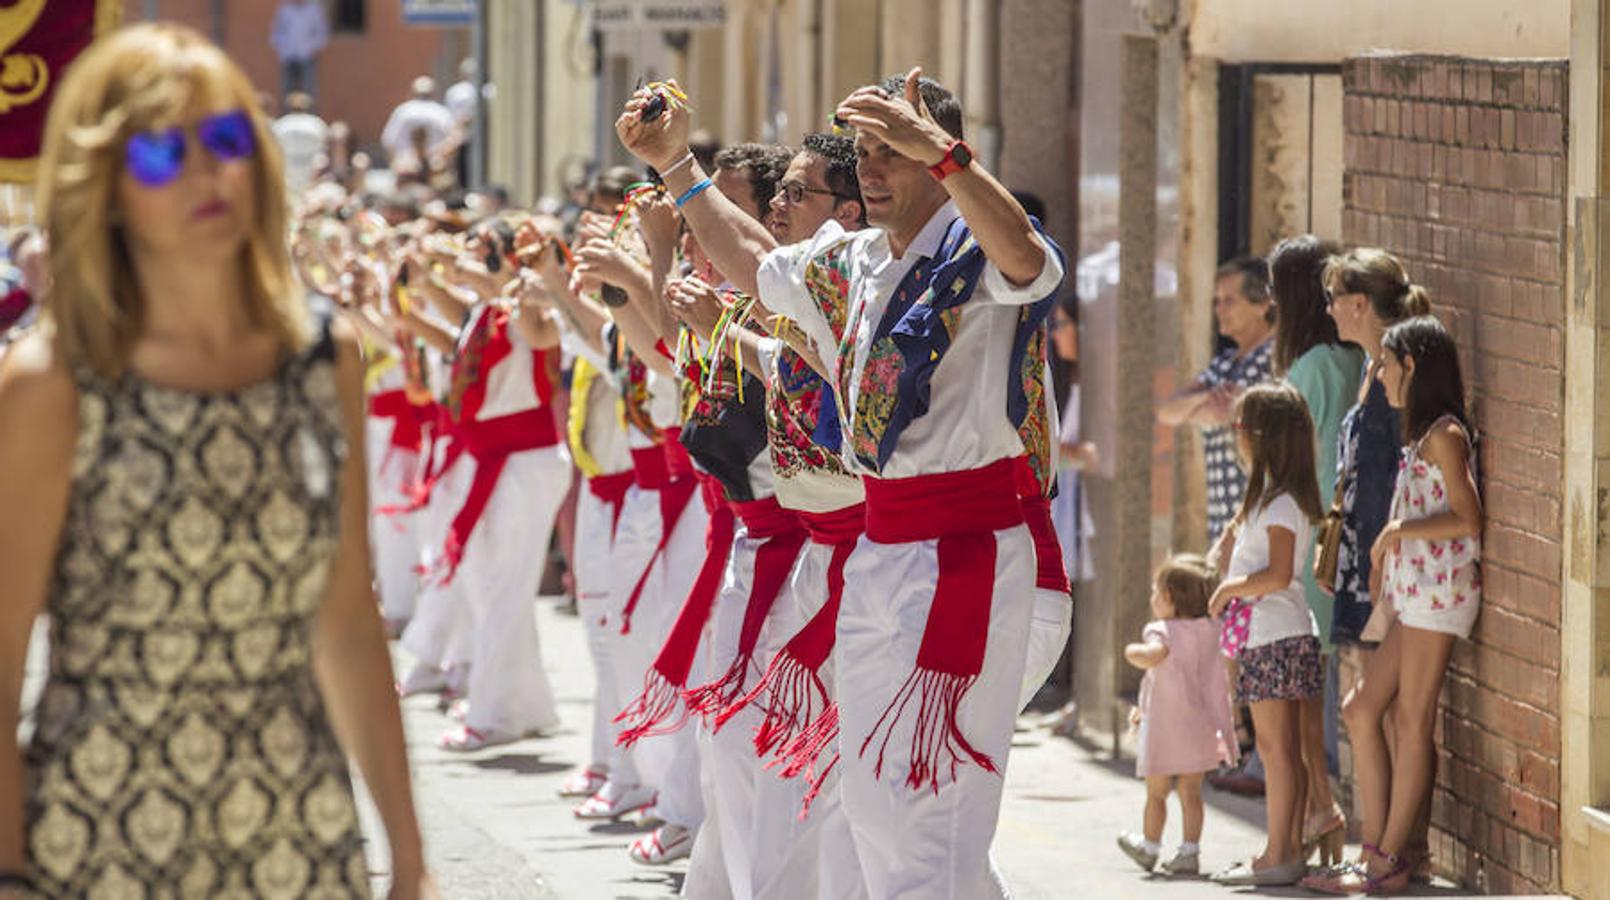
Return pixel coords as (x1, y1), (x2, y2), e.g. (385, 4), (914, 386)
(684, 498), (809, 725)
(1014, 455), (1071, 594)
(616, 476), (734, 746)
(859, 458), (1023, 793)
(726, 503), (864, 817)
(587, 470), (636, 536)
(419, 408), (560, 585)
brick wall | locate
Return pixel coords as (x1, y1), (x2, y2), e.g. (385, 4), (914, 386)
(1340, 53), (1566, 894)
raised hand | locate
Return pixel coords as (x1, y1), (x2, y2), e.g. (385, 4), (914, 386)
(615, 80), (693, 172)
(636, 192), (680, 267)
(833, 67), (952, 166)
(666, 277), (725, 340)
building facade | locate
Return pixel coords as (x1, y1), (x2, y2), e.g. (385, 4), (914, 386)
(124, 0), (469, 154)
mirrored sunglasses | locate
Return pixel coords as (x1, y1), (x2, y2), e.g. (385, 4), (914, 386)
(125, 109), (256, 188)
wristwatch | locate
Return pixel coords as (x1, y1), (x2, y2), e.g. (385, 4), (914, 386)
(928, 140), (974, 181)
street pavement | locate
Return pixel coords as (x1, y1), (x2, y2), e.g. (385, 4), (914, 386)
(364, 598), (1500, 899)
(17, 603), (1500, 899)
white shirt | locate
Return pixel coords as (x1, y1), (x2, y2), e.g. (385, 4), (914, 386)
(445, 80), (479, 123)
(758, 202), (1064, 479)
(1226, 492), (1319, 648)
(380, 99), (457, 162)
(469, 305), (547, 421)
(270, 1), (329, 62)
(272, 112), (328, 192)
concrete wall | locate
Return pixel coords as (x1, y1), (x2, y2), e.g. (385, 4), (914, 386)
(1190, 0), (1568, 64)
(1341, 52), (1568, 895)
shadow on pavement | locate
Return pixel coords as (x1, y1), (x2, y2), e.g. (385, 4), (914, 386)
(467, 754), (572, 776)
(617, 871), (685, 895)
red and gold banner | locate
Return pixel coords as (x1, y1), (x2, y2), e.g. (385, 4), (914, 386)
(0, 0), (122, 185)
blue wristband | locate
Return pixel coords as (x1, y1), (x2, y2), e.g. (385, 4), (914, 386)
(675, 177), (714, 208)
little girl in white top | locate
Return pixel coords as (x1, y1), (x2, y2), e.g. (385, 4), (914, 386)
(1206, 382), (1324, 888)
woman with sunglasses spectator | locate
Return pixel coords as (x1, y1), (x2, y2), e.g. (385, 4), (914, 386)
(0, 24), (431, 898)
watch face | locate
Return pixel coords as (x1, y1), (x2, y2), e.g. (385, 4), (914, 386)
(952, 142), (973, 167)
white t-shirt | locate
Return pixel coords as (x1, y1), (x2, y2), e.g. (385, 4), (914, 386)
(380, 99), (457, 162)
(272, 112), (328, 192)
(1226, 492), (1318, 648)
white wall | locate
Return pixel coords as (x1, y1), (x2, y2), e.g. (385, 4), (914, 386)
(1189, 0), (1569, 63)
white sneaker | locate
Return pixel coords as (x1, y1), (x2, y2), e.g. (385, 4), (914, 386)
(1116, 832), (1160, 872)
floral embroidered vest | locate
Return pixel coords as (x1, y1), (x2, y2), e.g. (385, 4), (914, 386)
(830, 217), (1063, 474)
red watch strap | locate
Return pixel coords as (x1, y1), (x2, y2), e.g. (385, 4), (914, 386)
(928, 141), (968, 181)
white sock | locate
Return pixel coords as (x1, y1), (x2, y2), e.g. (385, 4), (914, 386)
(1140, 838), (1162, 855)
(1177, 841), (1200, 855)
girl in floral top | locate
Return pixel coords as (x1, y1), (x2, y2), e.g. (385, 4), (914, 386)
(1310, 316), (1483, 895)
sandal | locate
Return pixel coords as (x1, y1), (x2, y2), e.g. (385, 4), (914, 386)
(572, 783), (656, 820)
(628, 824), (693, 865)
(1361, 843), (1412, 895)
(557, 766), (609, 798)
(1303, 804), (1347, 867)
(1299, 859), (1367, 894)
(437, 724), (518, 752)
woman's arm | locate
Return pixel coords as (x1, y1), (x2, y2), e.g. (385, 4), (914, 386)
(311, 323), (429, 898)
(1208, 525), (1296, 616)
(0, 335), (75, 882)
(1373, 424), (1484, 562)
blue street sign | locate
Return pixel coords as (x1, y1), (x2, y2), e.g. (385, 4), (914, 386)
(402, 0), (476, 26)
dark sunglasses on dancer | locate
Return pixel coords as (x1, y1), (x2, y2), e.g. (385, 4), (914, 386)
(125, 109), (256, 188)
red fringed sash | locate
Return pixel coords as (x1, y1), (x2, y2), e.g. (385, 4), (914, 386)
(723, 504), (865, 819)
(858, 458), (1024, 794)
(684, 498), (808, 725)
(615, 476), (735, 746)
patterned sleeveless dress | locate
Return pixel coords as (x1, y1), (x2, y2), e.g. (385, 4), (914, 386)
(25, 327), (371, 897)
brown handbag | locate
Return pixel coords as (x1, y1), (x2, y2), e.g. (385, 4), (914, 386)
(1313, 496), (1345, 592)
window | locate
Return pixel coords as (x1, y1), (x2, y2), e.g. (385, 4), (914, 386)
(331, 0), (365, 33)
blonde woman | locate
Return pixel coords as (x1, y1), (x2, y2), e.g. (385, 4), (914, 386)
(0, 24), (430, 897)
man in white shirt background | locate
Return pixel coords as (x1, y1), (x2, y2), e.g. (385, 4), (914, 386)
(273, 91), (330, 193)
(270, 0), (329, 103)
(381, 77), (461, 175)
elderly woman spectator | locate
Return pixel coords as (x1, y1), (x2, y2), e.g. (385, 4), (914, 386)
(1158, 256), (1277, 544)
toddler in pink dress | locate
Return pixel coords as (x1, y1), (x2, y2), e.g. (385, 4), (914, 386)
(1117, 554), (1239, 877)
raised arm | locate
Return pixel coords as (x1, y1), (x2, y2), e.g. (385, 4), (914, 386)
(615, 83), (779, 301)
(835, 68), (1047, 286)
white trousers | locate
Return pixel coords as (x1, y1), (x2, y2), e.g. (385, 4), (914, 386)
(685, 527), (810, 900)
(575, 480), (625, 770)
(761, 537), (868, 900)
(1019, 587), (1072, 710)
(607, 482), (709, 829)
(460, 446), (569, 736)
(399, 448), (473, 669)
(835, 525), (1034, 900)
(365, 420), (420, 624)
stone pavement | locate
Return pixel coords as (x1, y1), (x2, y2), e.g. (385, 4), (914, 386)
(359, 599), (1501, 899)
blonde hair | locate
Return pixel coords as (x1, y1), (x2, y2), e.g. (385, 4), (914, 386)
(1321, 247), (1432, 326)
(35, 23), (305, 378)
